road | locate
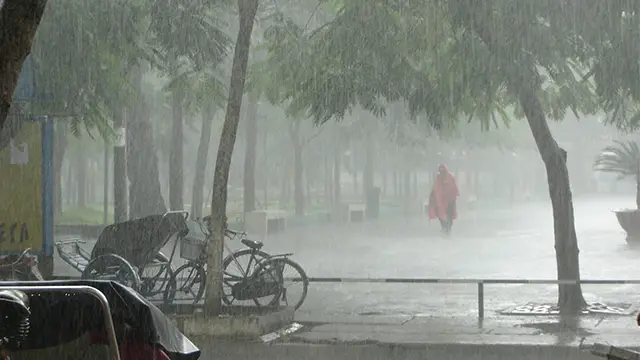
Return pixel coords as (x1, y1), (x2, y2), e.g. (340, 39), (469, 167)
(54, 194), (640, 318)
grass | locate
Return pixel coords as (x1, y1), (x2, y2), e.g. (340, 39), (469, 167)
(55, 205), (112, 225)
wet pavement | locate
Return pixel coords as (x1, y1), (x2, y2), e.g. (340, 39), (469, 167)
(195, 314), (638, 360)
(54, 194), (640, 319)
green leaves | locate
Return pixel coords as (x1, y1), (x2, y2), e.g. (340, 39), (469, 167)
(30, 0), (144, 138)
(261, 0), (640, 135)
(149, 0), (231, 72)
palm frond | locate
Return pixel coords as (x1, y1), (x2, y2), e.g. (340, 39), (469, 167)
(594, 140), (640, 179)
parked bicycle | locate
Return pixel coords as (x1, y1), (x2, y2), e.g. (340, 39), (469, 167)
(164, 216), (309, 310)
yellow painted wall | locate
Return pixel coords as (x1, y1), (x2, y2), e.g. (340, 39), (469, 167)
(0, 122), (43, 251)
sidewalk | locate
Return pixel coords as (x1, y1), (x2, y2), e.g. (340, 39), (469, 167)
(195, 314), (639, 360)
(289, 314), (640, 348)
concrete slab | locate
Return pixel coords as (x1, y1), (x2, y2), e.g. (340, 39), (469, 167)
(295, 314), (412, 325)
(171, 307), (295, 339)
(583, 334), (640, 349)
(290, 330), (584, 347)
(594, 317), (640, 332)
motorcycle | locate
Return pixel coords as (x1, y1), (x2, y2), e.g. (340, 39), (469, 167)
(0, 281), (200, 360)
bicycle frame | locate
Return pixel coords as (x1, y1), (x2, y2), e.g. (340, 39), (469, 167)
(194, 217), (295, 275)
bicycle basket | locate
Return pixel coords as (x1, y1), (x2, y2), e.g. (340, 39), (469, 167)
(180, 235), (206, 261)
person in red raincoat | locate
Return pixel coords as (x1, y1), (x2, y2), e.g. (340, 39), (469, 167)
(428, 164), (460, 234)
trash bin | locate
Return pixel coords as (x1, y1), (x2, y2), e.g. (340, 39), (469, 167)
(366, 186), (381, 219)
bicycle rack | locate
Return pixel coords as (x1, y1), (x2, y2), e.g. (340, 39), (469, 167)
(0, 285), (121, 360)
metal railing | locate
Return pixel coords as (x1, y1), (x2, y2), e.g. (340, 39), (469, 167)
(304, 277), (640, 319)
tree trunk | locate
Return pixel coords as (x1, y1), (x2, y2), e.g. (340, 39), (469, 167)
(461, 6), (586, 314)
(103, 145), (109, 224)
(324, 151), (330, 205)
(393, 171), (400, 198)
(290, 122), (304, 216)
(403, 170), (411, 211)
(243, 97), (258, 213)
(305, 162), (312, 208)
(352, 171), (359, 195)
(293, 140), (304, 215)
(363, 132), (374, 198)
(0, 0), (47, 136)
(636, 179), (640, 209)
(113, 107), (128, 223)
(76, 153), (86, 208)
(205, 0), (259, 316)
(261, 120), (269, 207)
(382, 170), (387, 196)
(169, 89), (184, 210)
(192, 105), (215, 220)
(65, 162), (73, 206)
(517, 80), (586, 314)
(127, 67), (166, 219)
(52, 121), (68, 216)
(333, 143), (342, 205)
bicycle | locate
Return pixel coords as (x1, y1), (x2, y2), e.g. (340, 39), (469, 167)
(165, 217), (309, 310)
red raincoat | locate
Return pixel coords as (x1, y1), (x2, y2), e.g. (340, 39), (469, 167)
(428, 164), (460, 220)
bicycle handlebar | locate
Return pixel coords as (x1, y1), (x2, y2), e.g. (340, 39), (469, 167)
(225, 228), (245, 237)
(197, 215), (246, 239)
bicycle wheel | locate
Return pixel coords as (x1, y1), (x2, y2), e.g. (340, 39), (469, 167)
(166, 262), (206, 305)
(139, 256), (175, 301)
(252, 257), (309, 310)
(222, 249), (270, 306)
(81, 254), (141, 291)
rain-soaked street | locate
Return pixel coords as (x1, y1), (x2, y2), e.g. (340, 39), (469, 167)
(54, 194), (640, 319)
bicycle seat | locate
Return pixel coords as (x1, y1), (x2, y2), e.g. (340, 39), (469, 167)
(241, 239), (263, 250)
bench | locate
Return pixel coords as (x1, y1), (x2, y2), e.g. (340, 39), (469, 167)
(244, 210), (287, 239)
(332, 203), (366, 223)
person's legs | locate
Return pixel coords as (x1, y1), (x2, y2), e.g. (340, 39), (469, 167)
(439, 218), (447, 231)
(445, 200), (455, 233)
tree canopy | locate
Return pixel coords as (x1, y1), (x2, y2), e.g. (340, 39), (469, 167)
(26, 0), (232, 138)
(262, 0), (640, 131)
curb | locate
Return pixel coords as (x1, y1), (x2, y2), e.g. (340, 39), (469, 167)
(195, 338), (603, 360)
(170, 307), (295, 339)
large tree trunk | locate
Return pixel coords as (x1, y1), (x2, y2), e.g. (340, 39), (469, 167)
(169, 90), (184, 210)
(459, 4), (586, 314)
(205, 0), (259, 316)
(192, 104), (215, 219)
(0, 0), (47, 137)
(517, 83), (586, 313)
(127, 67), (167, 219)
(52, 121), (68, 216)
(243, 97), (258, 213)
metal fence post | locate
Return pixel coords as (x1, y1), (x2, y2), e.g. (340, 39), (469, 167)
(477, 282), (484, 319)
